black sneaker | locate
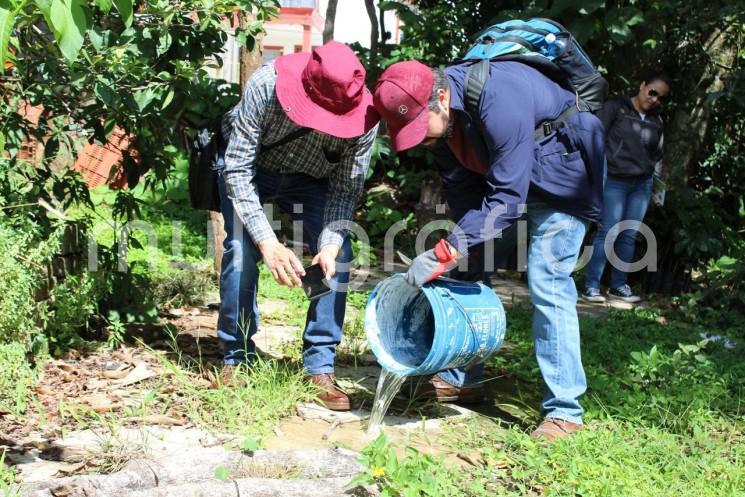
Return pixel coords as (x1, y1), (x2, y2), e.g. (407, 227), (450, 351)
(581, 288), (606, 304)
(608, 284), (641, 303)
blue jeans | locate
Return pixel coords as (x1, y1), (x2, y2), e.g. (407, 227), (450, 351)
(216, 169), (352, 373)
(585, 175), (653, 290)
(438, 203), (589, 424)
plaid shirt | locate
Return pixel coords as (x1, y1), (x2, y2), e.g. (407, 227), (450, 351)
(221, 62), (378, 248)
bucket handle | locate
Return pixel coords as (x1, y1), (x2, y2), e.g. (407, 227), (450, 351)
(438, 287), (483, 352)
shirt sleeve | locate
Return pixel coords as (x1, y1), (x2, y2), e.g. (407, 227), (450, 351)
(223, 65), (276, 245)
(446, 79), (535, 252)
(319, 124), (379, 248)
(598, 97), (622, 132)
(654, 120), (664, 178)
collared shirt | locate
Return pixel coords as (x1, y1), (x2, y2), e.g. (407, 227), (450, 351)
(221, 62), (378, 248)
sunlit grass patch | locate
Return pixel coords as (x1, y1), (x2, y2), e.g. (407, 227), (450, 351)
(160, 354), (316, 442)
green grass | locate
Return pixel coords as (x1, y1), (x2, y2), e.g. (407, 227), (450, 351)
(0, 449), (19, 497)
(354, 304), (745, 496)
(160, 354), (316, 442)
(0, 342), (36, 416)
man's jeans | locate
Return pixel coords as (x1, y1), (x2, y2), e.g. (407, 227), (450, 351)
(585, 174), (653, 290)
(437, 203), (589, 424)
(216, 170), (352, 373)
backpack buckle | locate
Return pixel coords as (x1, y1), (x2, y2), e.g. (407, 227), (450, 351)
(542, 122), (553, 136)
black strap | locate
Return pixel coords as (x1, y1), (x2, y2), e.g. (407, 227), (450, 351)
(534, 105), (581, 141)
(464, 59), (491, 116)
(262, 127), (312, 152)
(463, 59), (582, 143)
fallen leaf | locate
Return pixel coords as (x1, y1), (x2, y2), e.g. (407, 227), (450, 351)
(102, 368), (130, 380)
(56, 363), (79, 374)
(80, 394), (117, 413)
(55, 460), (89, 476)
(457, 451), (486, 468)
(113, 362), (157, 386)
(127, 414), (186, 426)
(34, 386), (55, 396)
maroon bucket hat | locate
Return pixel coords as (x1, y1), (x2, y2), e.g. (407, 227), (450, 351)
(274, 41), (379, 139)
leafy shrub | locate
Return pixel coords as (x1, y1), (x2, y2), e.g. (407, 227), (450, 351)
(0, 216), (100, 354)
(623, 341), (731, 430)
(0, 342), (35, 414)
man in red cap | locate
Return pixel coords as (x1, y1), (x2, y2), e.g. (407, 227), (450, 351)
(373, 60), (605, 440)
(216, 41), (379, 411)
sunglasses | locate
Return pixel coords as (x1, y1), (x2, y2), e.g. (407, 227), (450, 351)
(648, 88), (669, 102)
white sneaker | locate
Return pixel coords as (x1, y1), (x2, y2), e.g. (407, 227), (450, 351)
(581, 288), (606, 303)
(608, 284), (641, 303)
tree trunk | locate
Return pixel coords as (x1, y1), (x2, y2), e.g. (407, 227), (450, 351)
(665, 26), (738, 190)
(322, 0), (338, 44)
(364, 0), (379, 82)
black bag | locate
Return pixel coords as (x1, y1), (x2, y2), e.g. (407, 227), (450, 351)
(188, 119), (312, 212)
(188, 119), (223, 212)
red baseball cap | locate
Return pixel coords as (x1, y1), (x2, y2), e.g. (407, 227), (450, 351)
(275, 41), (379, 139)
(373, 61), (434, 152)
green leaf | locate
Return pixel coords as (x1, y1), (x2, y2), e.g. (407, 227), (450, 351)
(49, 0), (67, 37)
(94, 78), (120, 107)
(113, 0), (132, 27)
(0, 0), (14, 71)
(94, 0), (111, 13)
(156, 31), (172, 56)
(0, 131), (5, 155)
(49, 0), (88, 62)
(160, 89), (174, 109)
(214, 466), (229, 481)
(133, 88), (156, 112)
(239, 437), (260, 452)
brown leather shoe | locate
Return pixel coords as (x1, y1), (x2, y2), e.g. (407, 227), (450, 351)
(423, 375), (484, 404)
(208, 364), (245, 389)
(530, 418), (582, 441)
(308, 373), (351, 411)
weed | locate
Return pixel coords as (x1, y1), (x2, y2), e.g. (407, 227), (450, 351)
(0, 450), (19, 497)
(349, 433), (464, 497)
(158, 353), (316, 439)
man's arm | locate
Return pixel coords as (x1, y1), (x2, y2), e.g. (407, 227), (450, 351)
(597, 97), (622, 132)
(319, 124), (378, 249)
(223, 64), (276, 245)
(446, 77), (535, 252)
(223, 65), (305, 286)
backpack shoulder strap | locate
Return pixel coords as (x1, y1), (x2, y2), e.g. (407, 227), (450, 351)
(463, 59), (581, 143)
(464, 59), (491, 118)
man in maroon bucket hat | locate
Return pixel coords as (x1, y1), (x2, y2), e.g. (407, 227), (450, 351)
(373, 60), (605, 440)
(216, 41), (379, 410)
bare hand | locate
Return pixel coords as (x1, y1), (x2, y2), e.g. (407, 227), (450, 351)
(312, 244), (340, 280)
(258, 239), (305, 288)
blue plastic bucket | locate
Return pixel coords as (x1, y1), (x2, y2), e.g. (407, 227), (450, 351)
(364, 274), (506, 376)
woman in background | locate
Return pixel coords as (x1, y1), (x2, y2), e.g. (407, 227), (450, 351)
(583, 72), (671, 304)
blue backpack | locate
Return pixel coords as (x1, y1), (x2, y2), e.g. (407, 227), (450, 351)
(459, 18), (608, 139)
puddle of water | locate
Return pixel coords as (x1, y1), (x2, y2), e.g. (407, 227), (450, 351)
(367, 369), (407, 436)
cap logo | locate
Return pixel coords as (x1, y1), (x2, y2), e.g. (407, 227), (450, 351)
(398, 105), (408, 115)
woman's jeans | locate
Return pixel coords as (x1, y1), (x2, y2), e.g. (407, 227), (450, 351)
(438, 203), (589, 424)
(216, 169), (352, 373)
(584, 175), (654, 290)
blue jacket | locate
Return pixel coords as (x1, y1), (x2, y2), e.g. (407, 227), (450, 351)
(432, 61), (605, 251)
